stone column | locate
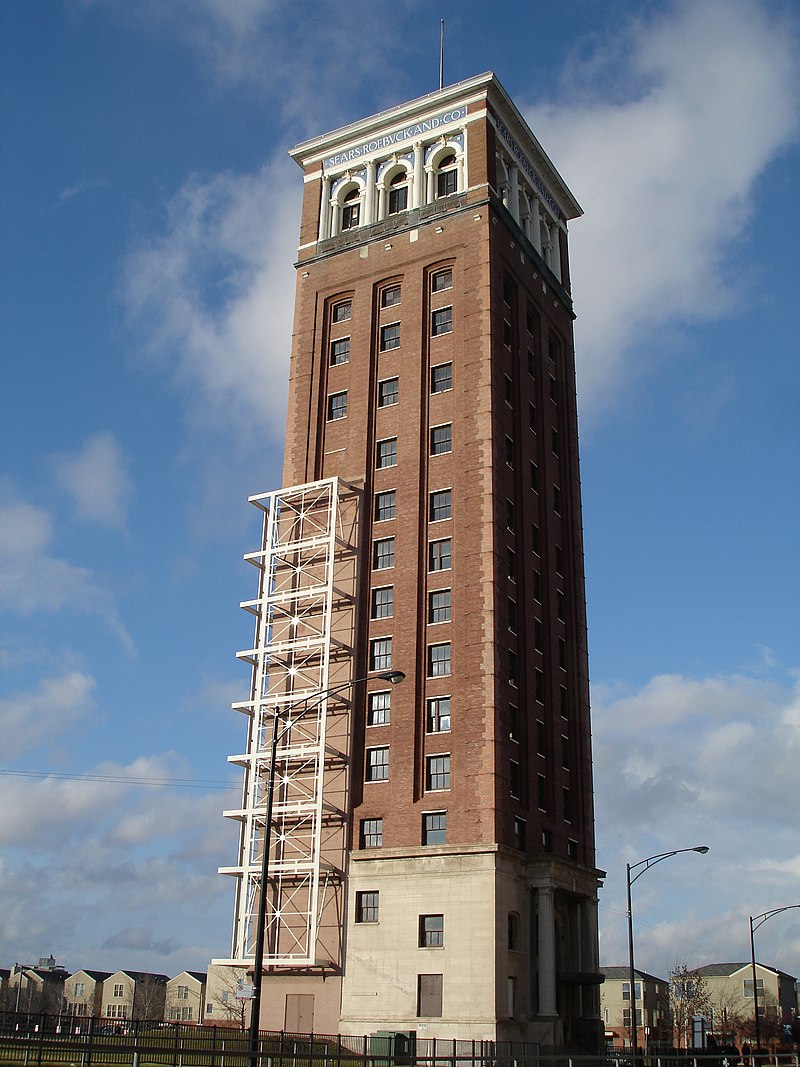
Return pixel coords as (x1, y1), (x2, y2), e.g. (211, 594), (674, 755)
(531, 198), (542, 254)
(318, 174), (331, 241)
(509, 164), (520, 224)
(549, 222), (562, 282)
(364, 161), (376, 225)
(537, 886), (557, 1016)
(413, 142), (425, 208)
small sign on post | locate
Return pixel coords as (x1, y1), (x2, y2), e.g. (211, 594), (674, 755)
(236, 983), (254, 1000)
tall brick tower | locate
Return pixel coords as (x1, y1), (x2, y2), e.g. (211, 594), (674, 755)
(214, 72), (603, 1052)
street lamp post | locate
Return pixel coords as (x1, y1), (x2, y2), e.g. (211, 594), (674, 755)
(626, 846), (710, 1066)
(247, 669), (405, 1067)
(749, 904), (800, 1052)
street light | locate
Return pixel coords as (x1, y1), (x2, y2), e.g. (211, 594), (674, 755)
(247, 668), (405, 1067)
(626, 846), (709, 1064)
(749, 904), (800, 1052)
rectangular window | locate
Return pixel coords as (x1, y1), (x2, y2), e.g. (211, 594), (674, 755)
(560, 686), (569, 719)
(527, 349), (535, 375)
(422, 811), (446, 844)
(370, 637), (392, 671)
(371, 586), (393, 619)
(330, 337), (350, 365)
(553, 485), (562, 514)
(555, 545), (564, 574)
(426, 754), (450, 791)
(428, 642), (451, 677)
(537, 773), (547, 811)
(549, 374), (558, 401)
(536, 719), (545, 755)
(744, 979), (764, 998)
(380, 323), (400, 351)
(504, 375), (514, 405)
(532, 523), (541, 555)
(376, 438), (397, 469)
(427, 696), (451, 733)
(356, 891), (379, 923)
(568, 838), (578, 859)
(431, 362), (452, 393)
(529, 401), (536, 430)
(503, 319), (512, 347)
(432, 307), (453, 336)
(437, 167), (457, 197)
(368, 690), (391, 726)
(327, 391), (348, 420)
(177, 986), (188, 1000)
(508, 649), (518, 687)
(542, 828), (553, 852)
(366, 746), (389, 782)
(428, 538), (452, 572)
(332, 301), (351, 323)
(533, 570), (542, 601)
(381, 284), (401, 308)
(373, 537), (395, 569)
(429, 489), (452, 522)
(342, 202), (360, 230)
(428, 588), (451, 623)
(374, 491), (396, 521)
(535, 668), (544, 702)
(389, 185), (408, 214)
(530, 461), (539, 492)
(509, 702), (519, 741)
(378, 377), (399, 407)
(509, 759), (520, 798)
(113, 984), (124, 998)
(563, 786), (572, 822)
(360, 818), (383, 848)
(419, 914), (444, 947)
(508, 976), (517, 1018)
(507, 547), (516, 582)
(75, 982), (85, 998)
(430, 423), (452, 456)
(505, 436), (514, 467)
(417, 974), (443, 1017)
(551, 427), (560, 455)
(507, 597), (517, 633)
(557, 590), (565, 621)
(432, 268), (453, 292)
(508, 912), (519, 951)
(559, 638), (567, 669)
(514, 817), (527, 851)
(533, 619), (543, 652)
(561, 734), (570, 769)
(506, 499), (515, 530)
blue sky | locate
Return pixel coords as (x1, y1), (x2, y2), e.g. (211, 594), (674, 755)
(1, 0), (799, 982)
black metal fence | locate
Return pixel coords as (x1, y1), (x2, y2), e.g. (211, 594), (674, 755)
(1, 1014), (797, 1067)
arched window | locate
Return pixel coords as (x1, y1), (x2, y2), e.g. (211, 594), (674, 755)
(342, 187), (361, 231)
(388, 170), (409, 215)
(436, 152), (458, 198)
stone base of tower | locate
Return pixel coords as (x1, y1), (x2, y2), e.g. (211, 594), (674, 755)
(338, 844), (603, 1051)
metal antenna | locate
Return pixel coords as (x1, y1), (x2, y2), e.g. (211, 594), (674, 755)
(439, 19), (444, 90)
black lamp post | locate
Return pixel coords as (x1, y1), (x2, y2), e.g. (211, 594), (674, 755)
(247, 669), (405, 1067)
(626, 846), (709, 1065)
(749, 904), (800, 1053)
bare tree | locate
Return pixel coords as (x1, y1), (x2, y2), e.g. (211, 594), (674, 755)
(670, 964), (712, 1049)
(133, 975), (167, 1021)
(207, 968), (249, 1030)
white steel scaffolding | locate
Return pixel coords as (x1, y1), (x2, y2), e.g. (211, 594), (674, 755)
(216, 477), (359, 970)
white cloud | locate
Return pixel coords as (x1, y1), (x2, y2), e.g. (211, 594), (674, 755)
(52, 431), (132, 529)
(593, 661), (800, 975)
(0, 671), (96, 760)
(0, 494), (133, 652)
(122, 157), (298, 443)
(0, 757), (236, 971)
(524, 0), (799, 417)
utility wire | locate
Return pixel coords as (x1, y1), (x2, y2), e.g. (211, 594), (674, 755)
(0, 768), (236, 790)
